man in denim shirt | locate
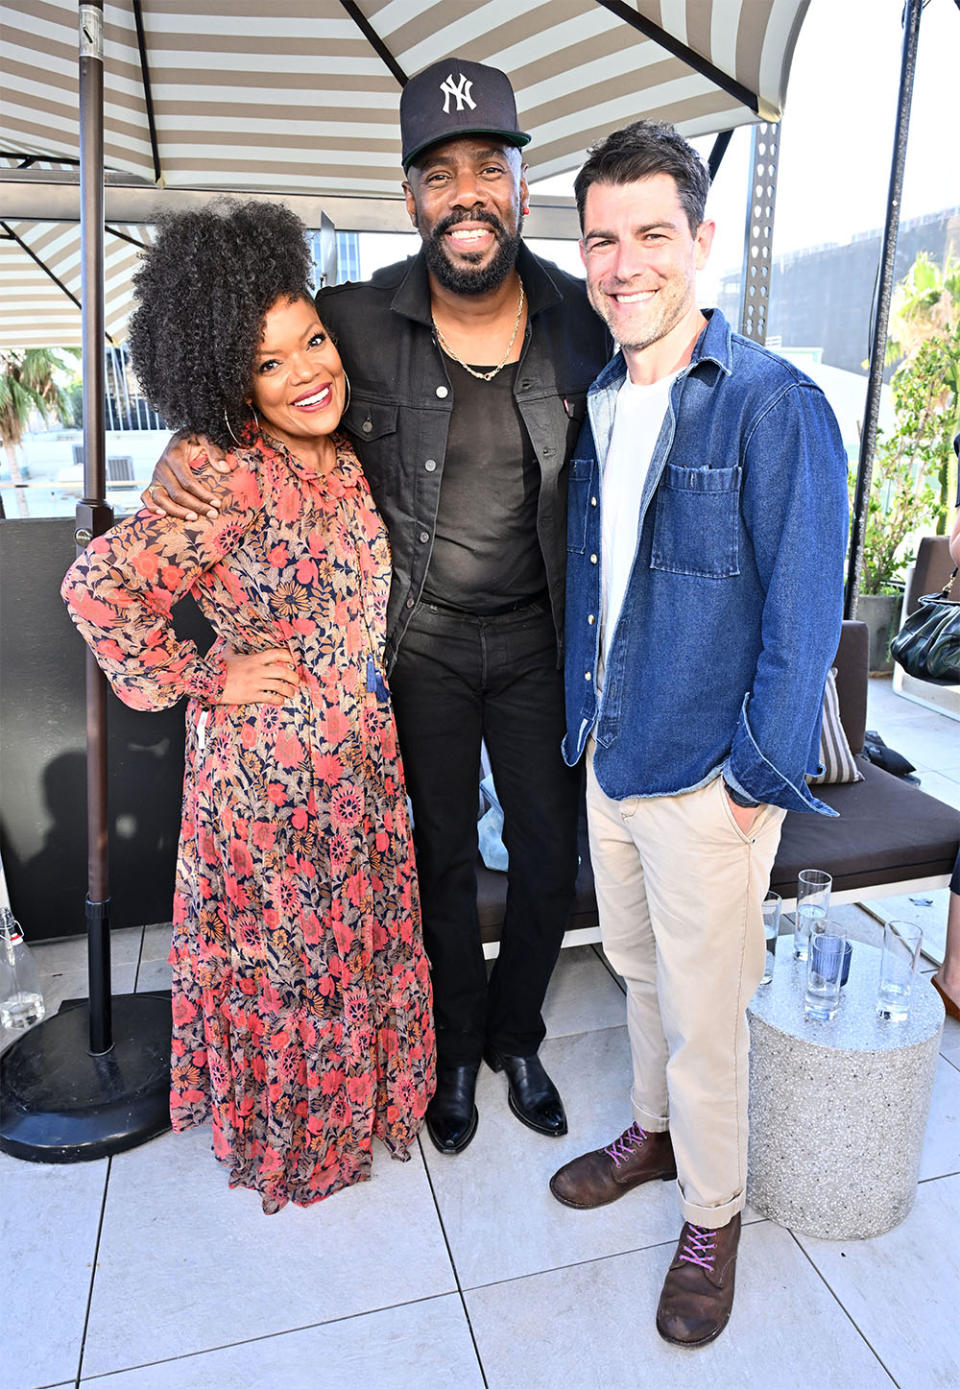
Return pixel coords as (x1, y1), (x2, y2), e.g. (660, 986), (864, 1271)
(550, 122), (848, 1347)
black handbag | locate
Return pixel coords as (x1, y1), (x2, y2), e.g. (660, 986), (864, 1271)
(890, 568), (960, 685)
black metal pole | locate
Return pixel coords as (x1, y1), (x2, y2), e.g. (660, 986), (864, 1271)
(0, 1), (171, 1163)
(845, 0), (924, 618)
(77, 0), (114, 1053)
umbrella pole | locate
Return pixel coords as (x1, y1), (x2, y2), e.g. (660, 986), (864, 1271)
(844, 0), (924, 617)
(0, 0), (170, 1163)
(77, 0), (113, 1056)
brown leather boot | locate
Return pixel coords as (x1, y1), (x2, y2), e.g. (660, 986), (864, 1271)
(656, 1213), (741, 1347)
(549, 1122), (676, 1209)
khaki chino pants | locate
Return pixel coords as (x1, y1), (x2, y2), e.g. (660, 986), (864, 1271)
(586, 746), (785, 1228)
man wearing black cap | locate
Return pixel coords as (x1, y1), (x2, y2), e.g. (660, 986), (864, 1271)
(144, 58), (610, 1156)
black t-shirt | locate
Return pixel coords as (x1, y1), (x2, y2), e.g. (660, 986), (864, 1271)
(422, 358), (547, 613)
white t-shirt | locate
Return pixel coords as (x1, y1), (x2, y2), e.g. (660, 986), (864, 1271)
(601, 370), (678, 656)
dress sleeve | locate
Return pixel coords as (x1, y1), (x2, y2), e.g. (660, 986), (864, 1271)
(61, 451), (263, 711)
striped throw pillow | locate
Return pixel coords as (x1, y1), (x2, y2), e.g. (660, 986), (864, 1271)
(809, 667), (863, 785)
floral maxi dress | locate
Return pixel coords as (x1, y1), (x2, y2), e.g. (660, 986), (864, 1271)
(61, 432), (435, 1211)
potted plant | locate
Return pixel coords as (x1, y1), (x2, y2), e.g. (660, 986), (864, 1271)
(856, 262), (959, 671)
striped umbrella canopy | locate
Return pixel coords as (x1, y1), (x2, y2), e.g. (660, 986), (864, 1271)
(0, 0), (811, 346)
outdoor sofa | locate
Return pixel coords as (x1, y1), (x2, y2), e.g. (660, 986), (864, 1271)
(477, 617), (960, 954)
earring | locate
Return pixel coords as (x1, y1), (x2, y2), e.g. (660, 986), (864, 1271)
(248, 403), (261, 431)
(223, 406), (240, 445)
(342, 370), (351, 416)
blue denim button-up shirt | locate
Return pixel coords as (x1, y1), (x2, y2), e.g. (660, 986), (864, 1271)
(562, 309), (849, 815)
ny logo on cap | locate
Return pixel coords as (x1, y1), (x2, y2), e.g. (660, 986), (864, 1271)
(439, 72), (476, 113)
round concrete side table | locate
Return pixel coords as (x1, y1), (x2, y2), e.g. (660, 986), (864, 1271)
(746, 938), (943, 1238)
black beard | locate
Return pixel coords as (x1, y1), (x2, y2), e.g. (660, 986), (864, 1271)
(423, 209), (522, 295)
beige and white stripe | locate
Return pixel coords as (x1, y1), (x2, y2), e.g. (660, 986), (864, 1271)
(0, 0), (810, 346)
(0, 212), (154, 348)
(1, 0), (808, 193)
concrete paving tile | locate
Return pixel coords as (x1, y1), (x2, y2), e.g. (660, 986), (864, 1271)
(919, 1057), (960, 1181)
(852, 890), (949, 967)
(465, 1221), (893, 1388)
(140, 923), (172, 963)
(939, 1011), (960, 1070)
(32, 927), (143, 973)
(79, 1294), (482, 1389)
(797, 1174), (960, 1389)
(0, 1151), (108, 1389)
(914, 770), (960, 812)
(542, 944), (627, 1039)
(81, 1124), (455, 1377)
(423, 1027), (680, 1289)
(135, 958), (171, 993)
(868, 720), (960, 775)
(30, 934), (90, 975)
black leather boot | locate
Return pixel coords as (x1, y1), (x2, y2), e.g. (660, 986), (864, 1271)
(484, 1047), (567, 1136)
(425, 1062), (480, 1155)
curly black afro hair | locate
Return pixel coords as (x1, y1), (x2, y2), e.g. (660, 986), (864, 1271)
(127, 199), (314, 451)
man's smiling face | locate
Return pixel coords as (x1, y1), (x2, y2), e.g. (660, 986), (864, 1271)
(404, 136), (527, 295)
(580, 173), (713, 358)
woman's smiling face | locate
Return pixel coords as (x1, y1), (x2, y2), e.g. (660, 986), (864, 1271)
(247, 295), (346, 463)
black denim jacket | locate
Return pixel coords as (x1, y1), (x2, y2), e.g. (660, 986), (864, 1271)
(316, 243), (611, 671)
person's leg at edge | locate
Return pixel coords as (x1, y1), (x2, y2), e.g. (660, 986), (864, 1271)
(388, 605), (487, 1154)
(932, 852), (960, 1019)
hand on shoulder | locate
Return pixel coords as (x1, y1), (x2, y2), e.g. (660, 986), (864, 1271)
(141, 430), (235, 521)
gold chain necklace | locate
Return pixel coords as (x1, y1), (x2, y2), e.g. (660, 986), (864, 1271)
(432, 280), (525, 381)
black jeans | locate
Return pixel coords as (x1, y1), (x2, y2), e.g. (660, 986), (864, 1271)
(389, 599), (581, 1067)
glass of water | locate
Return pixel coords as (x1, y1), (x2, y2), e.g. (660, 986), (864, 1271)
(760, 891), (781, 985)
(804, 918), (847, 1021)
(876, 920), (923, 1021)
(794, 869), (832, 961)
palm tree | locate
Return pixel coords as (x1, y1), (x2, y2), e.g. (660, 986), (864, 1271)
(0, 348), (73, 517)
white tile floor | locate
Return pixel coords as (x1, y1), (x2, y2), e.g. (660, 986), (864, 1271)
(3, 678), (960, 1389)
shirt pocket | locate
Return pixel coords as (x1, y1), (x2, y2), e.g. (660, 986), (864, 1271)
(566, 456), (595, 556)
(650, 463), (741, 579)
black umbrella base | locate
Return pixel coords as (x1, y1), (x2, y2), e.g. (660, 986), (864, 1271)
(0, 993), (171, 1162)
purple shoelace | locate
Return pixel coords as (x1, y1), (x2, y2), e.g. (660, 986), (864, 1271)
(678, 1224), (717, 1271)
(602, 1121), (648, 1167)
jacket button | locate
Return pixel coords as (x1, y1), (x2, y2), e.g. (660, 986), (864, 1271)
(436, 385), (449, 398)
(406, 598), (415, 609)
(361, 420), (373, 433)
(591, 496), (597, 507)
(588, 614), (595, 625)
(419, 531), (430, 544)
(424, 459), (437, 472)
(542, 446), (554, 458)
(520, 380), (532, 390)
(585, 671), (591, 681)
(590, 554), (598, 564)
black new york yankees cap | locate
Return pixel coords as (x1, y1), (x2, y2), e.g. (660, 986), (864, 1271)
(400, 57), (531, 172)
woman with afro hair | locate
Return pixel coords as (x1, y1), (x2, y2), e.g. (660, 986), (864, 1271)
(62, 200), (435, 1212)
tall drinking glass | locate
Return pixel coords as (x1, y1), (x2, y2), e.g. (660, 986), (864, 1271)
(760, 891), (781, 985)
(804, 918), (846, 1022)
(876, 920), (923, 1021)
(794, 869), (832, 961)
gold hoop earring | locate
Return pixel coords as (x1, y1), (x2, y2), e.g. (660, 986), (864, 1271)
(342, 370), (351, 416)
(248, 403), (261, 432)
